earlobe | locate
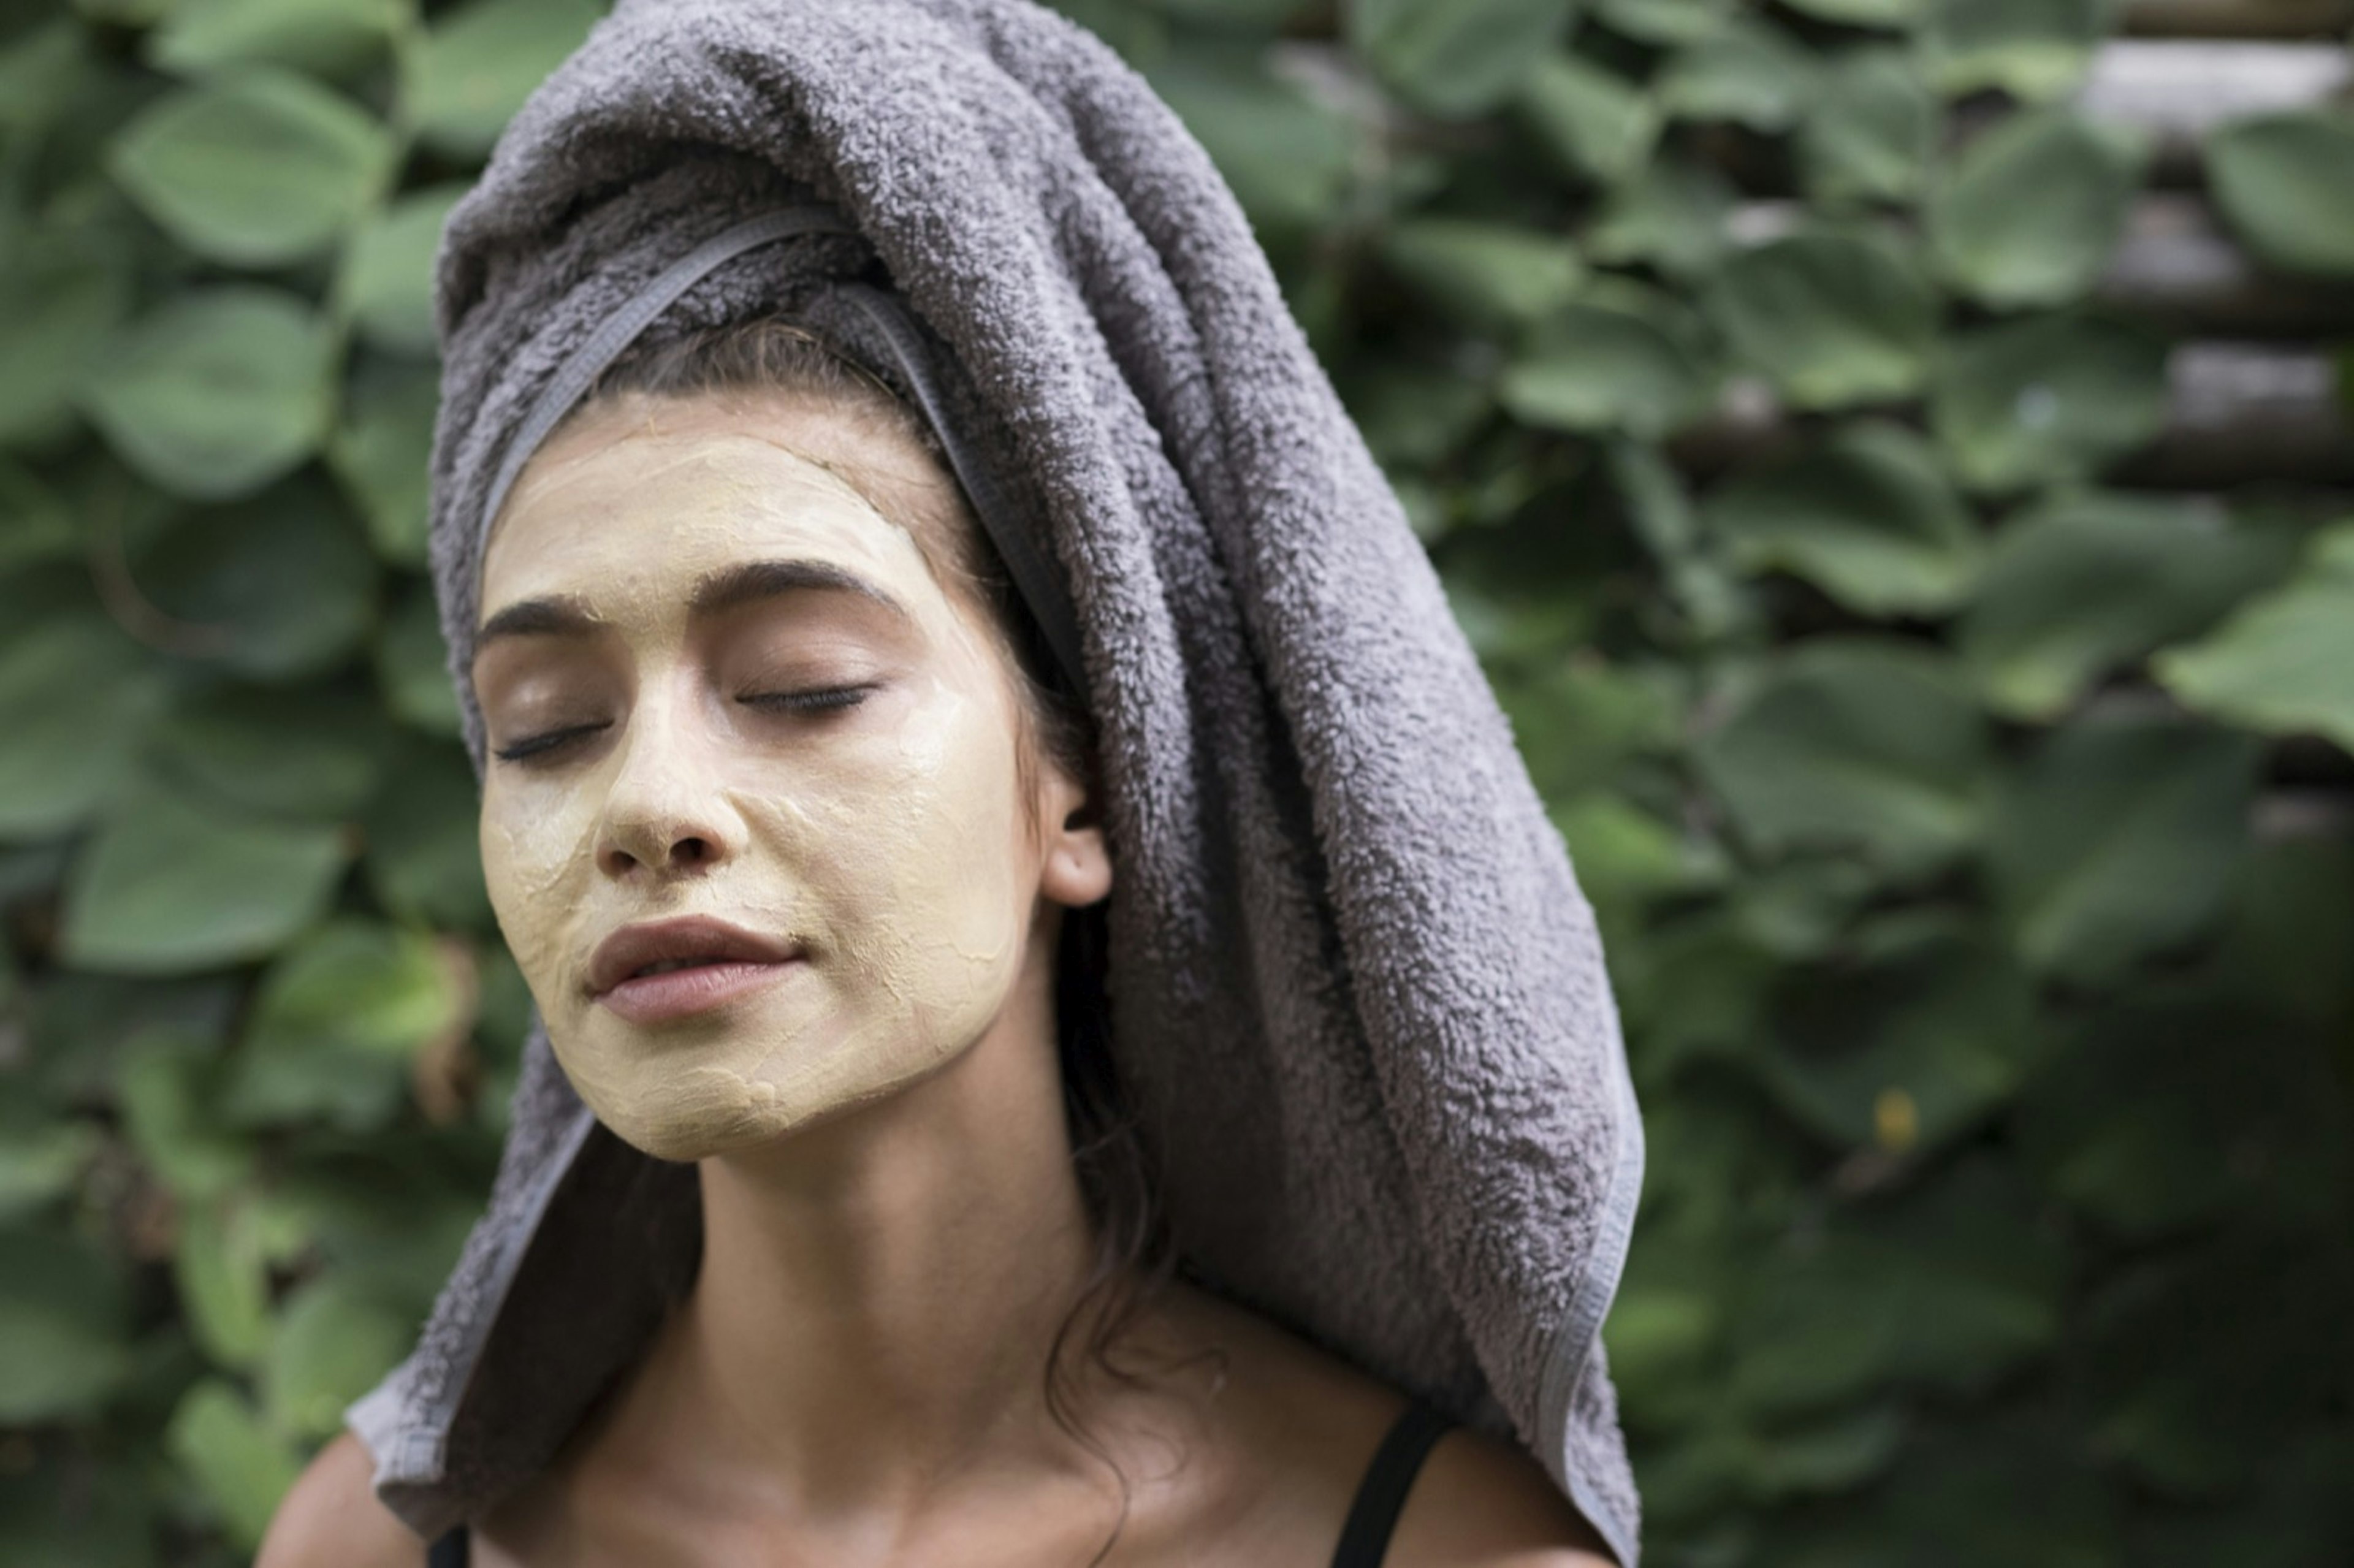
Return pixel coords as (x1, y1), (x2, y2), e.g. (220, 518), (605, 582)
(1042, 820), (1113, 908)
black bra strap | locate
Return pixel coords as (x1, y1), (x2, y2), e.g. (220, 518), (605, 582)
(425, 1523), (467, 1568)
(1329, 1401), (1454, 1568)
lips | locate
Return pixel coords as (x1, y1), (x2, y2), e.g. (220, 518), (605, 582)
(585, 915), (806, 1027)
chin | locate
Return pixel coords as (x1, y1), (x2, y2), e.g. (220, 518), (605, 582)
(575, 1060), (900, 1163)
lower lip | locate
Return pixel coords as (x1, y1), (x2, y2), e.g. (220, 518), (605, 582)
(596, 959), (799, 1026)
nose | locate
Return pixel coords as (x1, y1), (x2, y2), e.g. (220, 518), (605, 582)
(593, 690), (745, 881)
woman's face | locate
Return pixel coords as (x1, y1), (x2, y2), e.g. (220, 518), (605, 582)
(472, 390), (1097, 1162)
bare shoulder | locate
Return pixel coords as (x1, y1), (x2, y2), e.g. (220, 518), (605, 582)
(1387, 1423), (1620, 1568)
(255, 1429), (426, 1568)
(1143, 1285), (1617, 1567)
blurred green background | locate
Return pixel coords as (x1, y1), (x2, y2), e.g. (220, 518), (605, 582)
(3, 0), (2352, 1562)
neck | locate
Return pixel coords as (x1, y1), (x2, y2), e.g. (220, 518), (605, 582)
(624, 929), (1107, 1515)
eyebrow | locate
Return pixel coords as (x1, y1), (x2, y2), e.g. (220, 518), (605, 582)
(690, 558), (911, 622)
(474, 593), (600, 647)
(474, 558), (913, 651)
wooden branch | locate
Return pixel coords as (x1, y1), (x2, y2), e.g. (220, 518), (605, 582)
(2078, 40), (2352, 174)
(2125, 341), (2354, 484)
(2095, 195), (2354, 333)
(2120, 0), (2354, 38)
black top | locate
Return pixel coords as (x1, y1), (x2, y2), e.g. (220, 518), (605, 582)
(425, 1399), (1452, 1568)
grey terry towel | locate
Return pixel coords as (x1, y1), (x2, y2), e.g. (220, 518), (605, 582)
(343, 1), (1645, 1561)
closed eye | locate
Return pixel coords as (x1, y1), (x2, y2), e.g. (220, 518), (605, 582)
(742, 685), (877, 715)
(492, 721), (612, 764)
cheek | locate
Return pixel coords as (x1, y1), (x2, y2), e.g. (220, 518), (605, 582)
(752, 684), (1032, 995)
(479, 785), (600, 983)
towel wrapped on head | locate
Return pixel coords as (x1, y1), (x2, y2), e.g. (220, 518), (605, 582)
(346, 2), (1646, 1562)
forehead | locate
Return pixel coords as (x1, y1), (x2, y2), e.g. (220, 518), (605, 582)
(478, 390), (959, 606)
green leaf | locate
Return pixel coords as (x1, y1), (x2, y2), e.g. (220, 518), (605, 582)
(2021, 996), (2347, 1239)
(0, 1226), (131, 1422)
(0, 1460), (156, 1568)
(1501, 295), (1716, 440)
(224, 916), (465, 1128)
(1518, 51), (1659, 186)
(1498, 655), (1680, 802)
(0, 1114), (97, 1222)
(1774, 1414), (2126, 1566)
(1037, 0), (1170, 59)
(2211, 828), (2354, 1032)
(247, 916), (464, 1061)
(165, 1378), (303, 1550)
(58, 783), (349, 974)
(1380, 218), (1583, 332)
(1552, 791), (1711, 926)
(131, 474), (379, 679)
(2206, 112), (2354, 281)
(1702, 422), (1983, 615)
(1345, 360), (1494, 469)
(1656, 15), (1816, 134)
(262, 1276), (413, 1437)
(1960, 492), (2293, 719)
(1694, 639), (1990, 872)
(403, 0), (606, 157)
(2079, 1239), (2352, 1496)
(1988, 714), (2259, 984)
(147, 679), (391, 820)
(1782, 0), (1923, 21)
(1922, 0), (2110, 101)
(341, 182), (466, 356)
(1731, 1164), (2063, 1417)
(0, 603), (164, 839)
(331, 356), (439, 565)
(0, 21), (94, 148)
(1727, 856), (1877, 960)
(1761, 928), (2039, 1155)
(0, 460), (77, 571)
(1347, 0), (1575, 119)
(173, 1200), (272, 1367)
(1146, 43), (1354, 232)
(1929, 109), (2147, 308)
(364, 734), (490, 927)
(1799, 45), (1933, 206)
(1592, 0), (1731, 45)
(107, 69), (395, 267)
(1929, 312), (2168, 493)
(1156, 0), (1314, 26)
(80, 287), (337, 502)
(2155, 522), (2354, 753)
(1585, 153), (1737, 280)
(148, 0), (408, 79)
(1708, 229), (1937, 409)
(118, 1031), (254, 1199)
(0, 230), (132, 448)
(377, 579), (463, 734)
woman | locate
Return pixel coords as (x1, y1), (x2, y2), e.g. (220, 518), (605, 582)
(259, 1), (1643, 1563)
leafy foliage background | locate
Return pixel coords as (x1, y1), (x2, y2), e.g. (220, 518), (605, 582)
(2, 0), (2352, 1562)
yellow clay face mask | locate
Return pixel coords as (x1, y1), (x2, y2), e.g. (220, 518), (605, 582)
(472, 393), (1045, 1162)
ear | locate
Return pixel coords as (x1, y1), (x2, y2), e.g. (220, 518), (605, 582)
(1037, 766), (1112, 910)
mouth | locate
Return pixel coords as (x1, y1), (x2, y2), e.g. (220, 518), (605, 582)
(588, 915), (805, 1025)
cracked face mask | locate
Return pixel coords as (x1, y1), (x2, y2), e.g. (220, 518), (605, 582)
(471, 392), (1042, 1162)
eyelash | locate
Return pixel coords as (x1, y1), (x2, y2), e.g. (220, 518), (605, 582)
(490, 686), (876, 765)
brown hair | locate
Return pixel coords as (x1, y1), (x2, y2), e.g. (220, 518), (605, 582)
(575, 318), (1171, 1555)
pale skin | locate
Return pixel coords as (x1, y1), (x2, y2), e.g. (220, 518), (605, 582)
(258, 389), (1617, 1568)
